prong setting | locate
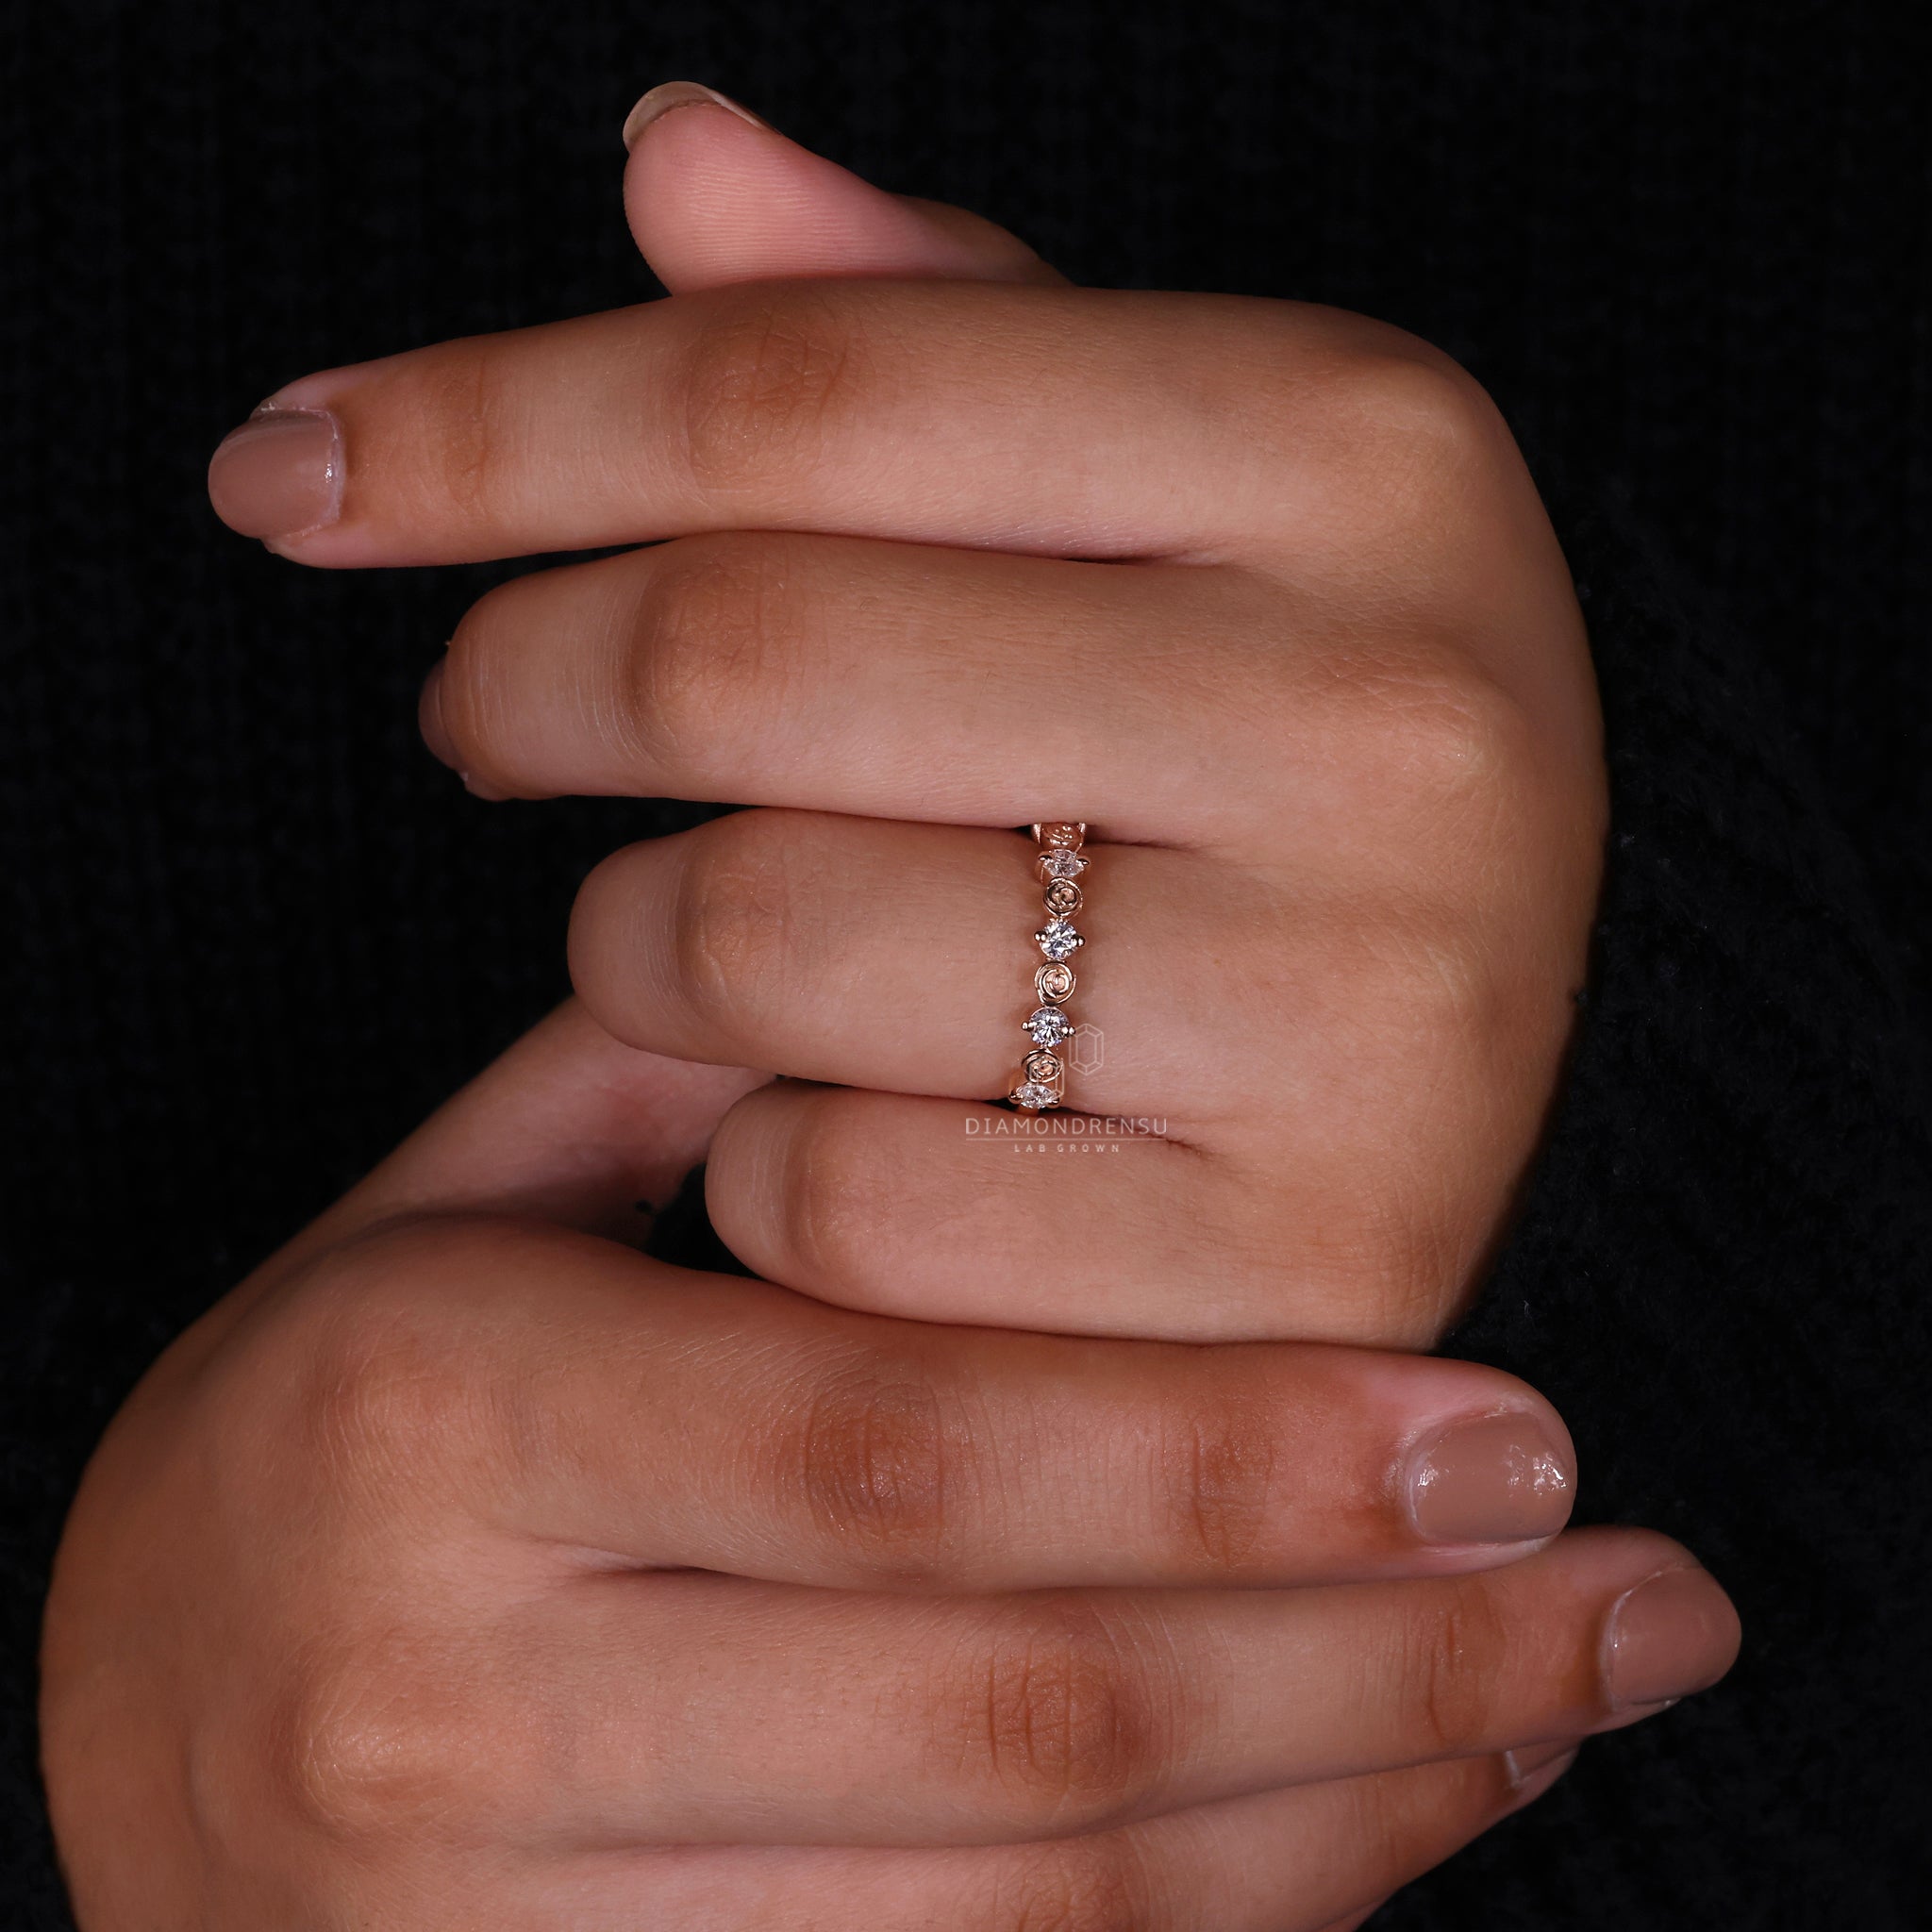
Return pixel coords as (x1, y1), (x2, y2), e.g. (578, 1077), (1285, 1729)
(1007, 824), (1094, 1112)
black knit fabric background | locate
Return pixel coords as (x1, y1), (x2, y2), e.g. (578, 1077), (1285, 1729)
(3, 2), (1928, 1925)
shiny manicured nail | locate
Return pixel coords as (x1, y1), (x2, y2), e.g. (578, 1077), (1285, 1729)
(1405, 1410), (1574, 1545)
(1603, 1566), (1741, 1711)
(207, 407), (343, 541)
(621, 81), (770, 151)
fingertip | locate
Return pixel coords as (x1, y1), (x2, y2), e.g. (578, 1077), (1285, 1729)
(621, 80), (770, 151)
(1602, 1561), (1742, 1713)
(207, 406), (343, 543)
(418, 655), (458, 770)
(619, 83), (1055, 291)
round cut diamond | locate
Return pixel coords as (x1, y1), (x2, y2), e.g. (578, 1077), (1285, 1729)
(1011, 1080), (1059, 1111)
(1039, 850), (1089, 881)
(1036, 917), (1083, 960)
(1025, 1006), (1074, 1046)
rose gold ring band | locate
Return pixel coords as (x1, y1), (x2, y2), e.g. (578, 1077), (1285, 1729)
(1008, 822), (1088, 1112)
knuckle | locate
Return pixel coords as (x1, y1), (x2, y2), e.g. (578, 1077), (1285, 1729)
(992, 1838), (1149, 1932)
(942, 1598), (1169, 1825)
(679, 286), (860, 498)
(276, 1218), (524, 1495)
(627, 536), (800, 785)
(279, 1645), (509, 1839)
(289, 1249), (478, 1492)
(276, 1638), (481, 1841)
(1332, 342), (1507, 491)
(1408, 666), (1537, 817)
(671, 810), (817, 1041)
(1158, 1394), (1280, 1574)
(1403, 1581), (1514, 1758)
(777, 1092), (900, 1292)
(1330, 643), (1536, 820)
(766, 1349), (958, 1574)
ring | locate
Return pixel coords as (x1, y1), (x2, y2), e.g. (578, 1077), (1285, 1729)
(1008, 822), (1088, 1111)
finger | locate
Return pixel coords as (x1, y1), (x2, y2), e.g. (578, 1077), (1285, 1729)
(274, 1000), (764, 1272)
(620, 83), (1065, 291)
(565, 809), (1279, 1122)
(423, 532), (1447, 853)
(516, 1755), (1566, 1930)
(704, 1086), (1475, 1350)
(567, 808), (1510, 1160)
(375, 1219), (1576, 1589)
(441, 1529), (1716, 1845)
(207, 276), (1480, 568)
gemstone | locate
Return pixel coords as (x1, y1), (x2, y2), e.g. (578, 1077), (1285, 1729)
(1036, 917), (1084, 960)
(1025, 1005), (1074, 1046)
(1011, 1080), (1060, 1111)
(1042, 877), (1084, 916)
(1038, 849), (1089, 881)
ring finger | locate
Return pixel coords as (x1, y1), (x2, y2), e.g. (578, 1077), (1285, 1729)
(567, 807), (1302, 1124)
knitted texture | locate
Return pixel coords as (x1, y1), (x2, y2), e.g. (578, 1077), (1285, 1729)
(3, 2), (1928, 1924)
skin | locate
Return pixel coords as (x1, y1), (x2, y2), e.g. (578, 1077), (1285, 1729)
(41, 91), (1740, 1929)
(278, 114), (1604, 1352)
(45, 1005), (1710, 1930)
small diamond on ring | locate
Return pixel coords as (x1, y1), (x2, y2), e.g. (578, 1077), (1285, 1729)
(1025, 1006), (1074, 1047)
(1036, 917), (1083, 961)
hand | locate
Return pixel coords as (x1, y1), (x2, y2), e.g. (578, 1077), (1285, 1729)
(174, 91), (1738, 1932)
(209, 86), (1607, 1352)
(42, 1006), (1738, 1931)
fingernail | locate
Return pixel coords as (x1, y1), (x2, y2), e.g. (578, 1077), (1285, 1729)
(1503, 1738), (1578, 1788)
(1503, 1742), (1579, 1810)
(622, 81), (770, 151)
(418, 658), (458, 770)
(1405, 1410), (1574, 1546)
(1602, 1566), (1741, 1711)
(207, 406), (343, 541)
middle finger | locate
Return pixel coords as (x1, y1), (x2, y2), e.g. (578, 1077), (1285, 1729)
(424, 530), (1466, 862)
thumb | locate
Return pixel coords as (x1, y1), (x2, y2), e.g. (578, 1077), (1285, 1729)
(273, 1001), (766, 1272)
(619, 81), (1066, 291)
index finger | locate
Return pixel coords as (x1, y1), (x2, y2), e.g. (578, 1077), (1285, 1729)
(207, 278), (1486, 569)
(338, 1216), (1576, 1591)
